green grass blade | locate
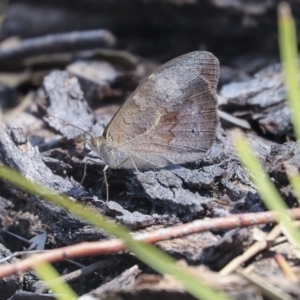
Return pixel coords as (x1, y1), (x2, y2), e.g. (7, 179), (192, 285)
(33, 262), (77, 300)
(278, 2), (300, 141)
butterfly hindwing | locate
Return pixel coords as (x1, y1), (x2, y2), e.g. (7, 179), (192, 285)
(103, 51), (219, 168)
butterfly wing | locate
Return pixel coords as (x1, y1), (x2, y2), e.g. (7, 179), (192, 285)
(103, 51), (219, 169)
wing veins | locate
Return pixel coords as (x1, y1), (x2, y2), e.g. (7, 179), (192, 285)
(129, 142), (211, 152)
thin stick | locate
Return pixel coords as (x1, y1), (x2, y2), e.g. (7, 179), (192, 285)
(0, 30), (115, 64)
(236, 268), (293, 300)
(33, 258), (119, 293)
(219, 225), (282, 275)
(274, 253), (297, 281)
(1, 208), (300, 279)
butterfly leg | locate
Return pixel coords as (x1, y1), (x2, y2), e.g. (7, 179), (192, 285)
(103, 165), (109, 202)
(102, 158), (139, 202)
(129, 156), (140, 174)
(102, 159), (136, 202)
(81, 158), (95, 184)
(81, 159), (109, 202)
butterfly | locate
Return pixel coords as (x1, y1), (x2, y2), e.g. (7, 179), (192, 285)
(87, 51), (219, 174)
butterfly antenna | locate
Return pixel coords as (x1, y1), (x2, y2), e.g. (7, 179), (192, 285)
(44, 114), (95, 141)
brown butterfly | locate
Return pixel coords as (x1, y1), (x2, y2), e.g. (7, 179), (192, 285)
(87, 51), (219, 175)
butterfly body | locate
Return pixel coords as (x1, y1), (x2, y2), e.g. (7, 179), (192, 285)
(88, 51), (219, 170)
(88, 137), (131, 169)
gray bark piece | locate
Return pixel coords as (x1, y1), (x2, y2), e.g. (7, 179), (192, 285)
(67, 60), (119, 104)
(0, 30), (115, 65)
(0, 243), (23, 299)
(136, 132), (271, 219)
(79, 265), (141, 300)
(139, 170), (210, 218)
(43, 70), (107, 139)
(157, 231), (219, 263)
(265, 141), (300, 198)
(221, 72), (284, 108)
(8, 291), (56, 300)
(220, 63), (293, 137)
(172, 165), (226, 188)
(256, 104), (291, 136)
(0, 127), (74, 193)
(105, 201), (156, 229)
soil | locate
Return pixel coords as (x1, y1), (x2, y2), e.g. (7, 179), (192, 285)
(0, 1), (300, 299)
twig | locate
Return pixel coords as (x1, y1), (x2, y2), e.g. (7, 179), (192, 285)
(274, 253), (297, 281)
(0, 250), (85, 269)
(0, 208), (300, 279)
(220, 221), (300, 275)
(219, 225), (282, 275)
(33, 257), (119, 293)
(237, 268), (293, 300)
(0, 30), (115, 64)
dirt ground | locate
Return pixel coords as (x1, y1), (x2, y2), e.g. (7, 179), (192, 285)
(0, 1), (299, 299)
